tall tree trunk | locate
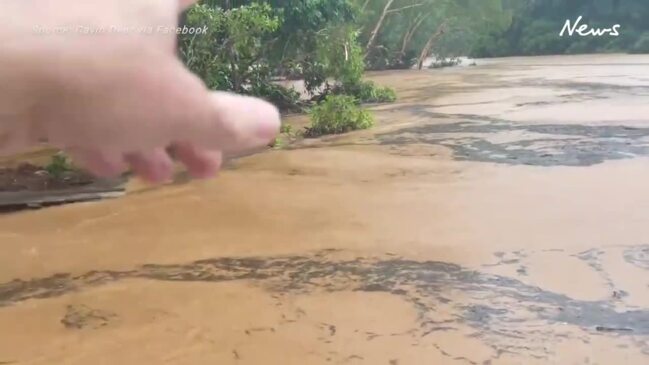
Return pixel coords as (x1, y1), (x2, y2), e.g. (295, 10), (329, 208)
(177, 10), (189, 58)
(416, 22), (446, 70)
(399, 12), (427, 56)
(227, 41), (242, 92)
(365, 0), (395, 54)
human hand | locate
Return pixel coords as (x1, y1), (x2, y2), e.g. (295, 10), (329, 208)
(0, 0), (280, 183)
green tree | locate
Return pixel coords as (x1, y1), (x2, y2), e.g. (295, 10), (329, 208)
(180, 3), (280, 93)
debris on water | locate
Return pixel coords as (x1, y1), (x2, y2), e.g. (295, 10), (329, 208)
(595, 326), (633, 333)
(612, 290), (628, 299)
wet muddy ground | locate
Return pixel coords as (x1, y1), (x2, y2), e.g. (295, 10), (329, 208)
(1, 54), (649, 364)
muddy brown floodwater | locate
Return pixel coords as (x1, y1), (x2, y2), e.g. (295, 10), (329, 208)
(2, 54), (649, 364)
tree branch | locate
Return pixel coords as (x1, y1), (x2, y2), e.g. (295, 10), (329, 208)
(364, 0), (395, 53)
(416, 21), (448, 70)
(400, 10), (429, 55)
(386, 3), (423, 14)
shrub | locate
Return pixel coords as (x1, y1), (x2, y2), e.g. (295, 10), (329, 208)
(333, 80), (396, 103)
(280, 123), (293, 134)
(180, 4), (281, 93)
(270, 137), (284, 149)
(306, 95), (374, 137)
(353, 81), (396, 103)
(249, 81), (302, 112)
(45, 152), (73, 179)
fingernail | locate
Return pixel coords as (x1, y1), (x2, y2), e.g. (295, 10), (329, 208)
(256, 118), (281, 141)
(208, 93), (281, 150)
(246, 97), (280, 141)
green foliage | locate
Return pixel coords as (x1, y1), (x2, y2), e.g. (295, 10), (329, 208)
(356, 81), (396, 103)
(180, 3), (280, 91)
(334, 80), (397, 103)
(631, 32), (649, 53)
(271, 137), (285, 149)
(317, 26), (365, 87)
(249, 80), (302, 112)
(262, 0), (360, 95)
(280, 123), (293, 135)
(297, 25), (367, 95)
(180, 1), (386, 110)
(272, 122), (303, 148)
(279, 122), (302, 138)
(45, 152), (73, 179)
(306, 95), (374, 137)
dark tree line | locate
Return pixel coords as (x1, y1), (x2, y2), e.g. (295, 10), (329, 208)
(471, 0), (649, 57)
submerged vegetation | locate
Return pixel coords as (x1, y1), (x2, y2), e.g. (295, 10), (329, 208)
(306, 95), (374, 137)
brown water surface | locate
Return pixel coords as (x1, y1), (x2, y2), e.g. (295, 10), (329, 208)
(2, 55), (649, 364)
